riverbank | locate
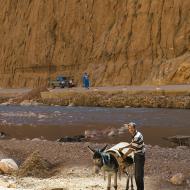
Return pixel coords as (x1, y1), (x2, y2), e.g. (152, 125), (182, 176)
(41, 87), (190, 109)
(0, 139), (189, 190)
(0, 85), (190, 109)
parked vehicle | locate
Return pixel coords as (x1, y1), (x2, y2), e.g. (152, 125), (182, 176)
(49, 76), (75, 88)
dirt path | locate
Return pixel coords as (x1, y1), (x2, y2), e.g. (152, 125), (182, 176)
(16, 168), (159, 190)
(0, 168), (185, 190)
(1, 84), (190, 95)
(51, 84), (190, 93)
(0, 167), (171, 190)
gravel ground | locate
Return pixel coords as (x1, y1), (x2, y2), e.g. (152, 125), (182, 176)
(0, 140), (189, 190)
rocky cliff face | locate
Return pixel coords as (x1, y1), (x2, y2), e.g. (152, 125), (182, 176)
(0, 0), (189, 87)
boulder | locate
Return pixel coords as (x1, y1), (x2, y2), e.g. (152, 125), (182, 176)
(0, 159), (18, 174)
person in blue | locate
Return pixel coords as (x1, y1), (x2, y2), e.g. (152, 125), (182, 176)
(82, 72), (90, 89)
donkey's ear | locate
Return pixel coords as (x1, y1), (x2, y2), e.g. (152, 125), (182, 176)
(101, 144), (108, 152)
(87, 146), (95, 154)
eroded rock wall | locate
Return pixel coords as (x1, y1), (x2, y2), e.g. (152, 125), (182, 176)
(0, 0), (189, 87)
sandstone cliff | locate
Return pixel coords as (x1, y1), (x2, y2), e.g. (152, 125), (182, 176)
(0, 0), (189, 87)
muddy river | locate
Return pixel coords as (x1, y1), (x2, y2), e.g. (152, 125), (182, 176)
(0, 105), (189, 146)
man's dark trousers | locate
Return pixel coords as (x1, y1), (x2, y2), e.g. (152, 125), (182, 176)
(134, 153), (145, 190)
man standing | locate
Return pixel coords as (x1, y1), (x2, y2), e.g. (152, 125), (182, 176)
(119, 122), (145, 190)
(82, 72), (90, 89)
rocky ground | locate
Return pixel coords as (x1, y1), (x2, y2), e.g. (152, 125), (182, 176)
(0, 139), (189, 190)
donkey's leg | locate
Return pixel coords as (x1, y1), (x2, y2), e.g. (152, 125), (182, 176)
(113, 172), (117, 190)
(130, 175), (134, 190)
(125, 175), (129, 190)
(107, 173), (111, 190)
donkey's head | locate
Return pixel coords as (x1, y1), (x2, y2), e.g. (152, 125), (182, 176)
(88, 144), (108, 173)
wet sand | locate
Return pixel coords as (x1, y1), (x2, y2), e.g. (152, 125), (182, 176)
(1, 124), (190, 147)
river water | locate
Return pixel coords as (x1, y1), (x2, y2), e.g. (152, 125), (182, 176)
(0, 105), (189, 146)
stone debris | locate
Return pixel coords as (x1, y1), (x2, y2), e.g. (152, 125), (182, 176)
(20, 100), (41, 106)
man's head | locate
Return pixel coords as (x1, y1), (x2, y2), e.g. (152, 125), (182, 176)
(124, 122), (136, 136)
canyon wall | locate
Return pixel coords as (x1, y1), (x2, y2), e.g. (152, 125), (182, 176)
(0, 0), (190, 87)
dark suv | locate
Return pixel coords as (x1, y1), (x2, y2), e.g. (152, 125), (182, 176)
(50, 76), (75, 88)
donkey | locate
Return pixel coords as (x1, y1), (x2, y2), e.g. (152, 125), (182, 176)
(88, 144), (135, 190)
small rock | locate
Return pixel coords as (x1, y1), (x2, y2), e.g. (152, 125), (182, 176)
(2, 120), (7, 124)
(85, 130), (100, 138)
(125, 105), (130, 108)
(20, 100), (32, 106)
(1, 102), (10, 106)
(38, 114), (47, 119)
(31, 138), (41, 141)
(153, 145), (160, 149)
(145, 144), (152, 148)
(0, 132), (6, 139)
(108, 131), (117, 137)
(118, 130), (125, 135)
(118, 126), (128, 133)
(68, 103), (74, 107)
(7, 183), (17, 188)
(169, 173), (185, 185)
(176, 146), (188, 150)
